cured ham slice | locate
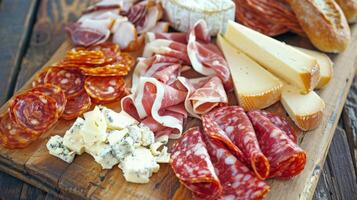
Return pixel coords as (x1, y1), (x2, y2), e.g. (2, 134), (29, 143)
(187, 20), (233, 91)
(146, 32), (187, 44)
(248, 110), (307, 178)
(66, 23), (108, 47)
(203, 106), (270, 180)
(171, 127), (222, 200)
(143, 39), (190, 64)
(147, 22), (170, 33)
(203, 133), (270, 199)
(112, 21), (139, 51)
(175, 76), (228, 118)
(136, 3), (163, 33)
(121, 77), (187, 138)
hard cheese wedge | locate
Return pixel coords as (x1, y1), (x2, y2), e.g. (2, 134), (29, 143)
(293, 47), (333, 89)
(217, 34), (283, 110)
(224, 21), (320, 93)
(281, 84), (325, 131)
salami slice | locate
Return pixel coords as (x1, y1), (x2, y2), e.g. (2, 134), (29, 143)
(30, 84), (67, 116)
(203, 133), (270, 199)
(44, 67), (85, 98)
(62, 92), (92, 120)
(171, 127), (222, 199)
(9, 92), (59, 134)
(204, 106), (270, 180)
(260, 110), (297, 143)
(0, 112), (37, 149)
(84, 76), (127, 102)
(248, 110), (307, 178)
(32, 69), (49, 88)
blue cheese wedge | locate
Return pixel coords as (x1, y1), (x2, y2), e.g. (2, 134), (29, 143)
(81, 106), (107, 146)
(155, 146), (170, 163)
(63, 117), (85, 155)
(100, 106), (138, 130)
(119, 147), (160, 184)
(47, 135), (75, 163)
(139, 125), (155, 147)
(86, 142), (119, 169)
(109, 130), (136, 161)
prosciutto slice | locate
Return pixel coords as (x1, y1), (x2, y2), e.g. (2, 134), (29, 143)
(121, 77), (187, 138)
(146, 32), (187, 44)
(187, 20), (233, 91)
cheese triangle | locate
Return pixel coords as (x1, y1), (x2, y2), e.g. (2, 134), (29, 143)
(217, 34), (283, 111)
(281, 84), (325, 131)
(224, 21), (320, 93)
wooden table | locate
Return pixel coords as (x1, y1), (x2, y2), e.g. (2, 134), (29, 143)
(0, 0), (356, 199)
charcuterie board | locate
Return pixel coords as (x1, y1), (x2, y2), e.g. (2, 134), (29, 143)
(0, 18), (356, 200)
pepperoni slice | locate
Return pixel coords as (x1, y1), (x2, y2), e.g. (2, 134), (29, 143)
(84, 76), (127, 102)
(248, 110), (307, 179)
(260, 110), (297, 143)
(44, 67), (85, 98)
(203, 106), (270, 180)
(30, 84), (67, 116)
(9, 92), (59, 134)
(62, 92), (92, 120)
(0, 112), (38, 149)
(32, 69), (49, 88)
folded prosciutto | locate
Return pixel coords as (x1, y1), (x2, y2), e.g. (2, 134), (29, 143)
(203, 106), (270, 180)
(171, 127), (270, 200)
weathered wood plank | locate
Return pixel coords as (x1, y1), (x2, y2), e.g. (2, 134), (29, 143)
(0, 172), (23, 200)
(0, 0), (38, 104)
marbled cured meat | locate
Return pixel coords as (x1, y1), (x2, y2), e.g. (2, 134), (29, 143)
(9, 92), (59, 134)
(170, 127), (222, 200)
(203, 106), (270, 180)
(62, 92), (92, 120)
(84, 76), (127, 102)
(145, 32), (188, 44)
(248, 110), (306, 178)
(66, 22), (109, 47)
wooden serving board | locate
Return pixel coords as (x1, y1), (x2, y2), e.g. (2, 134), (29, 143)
(0, 23), (357, 200)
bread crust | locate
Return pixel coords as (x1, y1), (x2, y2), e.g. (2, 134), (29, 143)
(287, 0), (351, 53)
(335, 0), (357, 23)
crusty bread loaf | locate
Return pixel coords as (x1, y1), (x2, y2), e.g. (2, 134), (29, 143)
(335, 0), (357, 23)
(287, 0), (351, 53)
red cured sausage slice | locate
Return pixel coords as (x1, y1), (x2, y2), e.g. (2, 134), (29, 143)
(62, 92), (92, 120)
(32, 69), (49, 88)
(30, 84), (67, 116)
(171, 127), (222, 200)
(84, 76), (127, 102)
(248, 110), (307, 178)
(44, 67), (85, 98)
(203, 133), (270, 200)
(9, 92), (59, 134)
(0, 112), (37, 149)
(204, 106), (270, 180)
(260, 110), (297, 143)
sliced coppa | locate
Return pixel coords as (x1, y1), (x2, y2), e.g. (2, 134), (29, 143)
(9, 92), (59, 134)
(170, 127), (222, 200)
(0, 112), (38, 149)
(84, 76), (127, 102)
(62, 92), (92, 120)
(259, 110), (297, 143)
(30, 84), (67, 116)
(248, 110), (307, 179)
(204, 106), (270, 180)
(44, 67), (85, 98)
(203, 133), (270, 200)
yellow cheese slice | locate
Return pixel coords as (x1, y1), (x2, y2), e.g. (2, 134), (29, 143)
(217, 34), (283, 111)
(224, 21), (320, 93)
(281, 84), (325, 131)
(293, 47), (333, 89)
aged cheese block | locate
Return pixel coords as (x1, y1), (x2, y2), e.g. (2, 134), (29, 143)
(281, 84), (325, 131)
(217, 34), (283, 111)
(224, 21), (320, 93)
(294, 46), (333, 89)
(161, 0), (235, 36)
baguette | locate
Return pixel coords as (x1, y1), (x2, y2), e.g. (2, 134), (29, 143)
(335, 0), (357, 23)
(287, 0), (351, 53)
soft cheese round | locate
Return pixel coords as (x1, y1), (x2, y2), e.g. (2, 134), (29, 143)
(161, 0), (235, 36)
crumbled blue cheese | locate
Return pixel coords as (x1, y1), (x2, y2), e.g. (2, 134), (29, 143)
(81, 106), (107, 146)
(86, 142), (119, 169)
(119, 147), (160, 183)
(139, 125), (155, 146)
(63, 117), (85, 155)
(46, 135), (75, 163)
(100, 106), (138, 130)
(110, 132), (135, 161)
(155, 146), (170, 163)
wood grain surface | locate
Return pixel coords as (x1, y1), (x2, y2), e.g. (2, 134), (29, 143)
(0, 1), (357, 200)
